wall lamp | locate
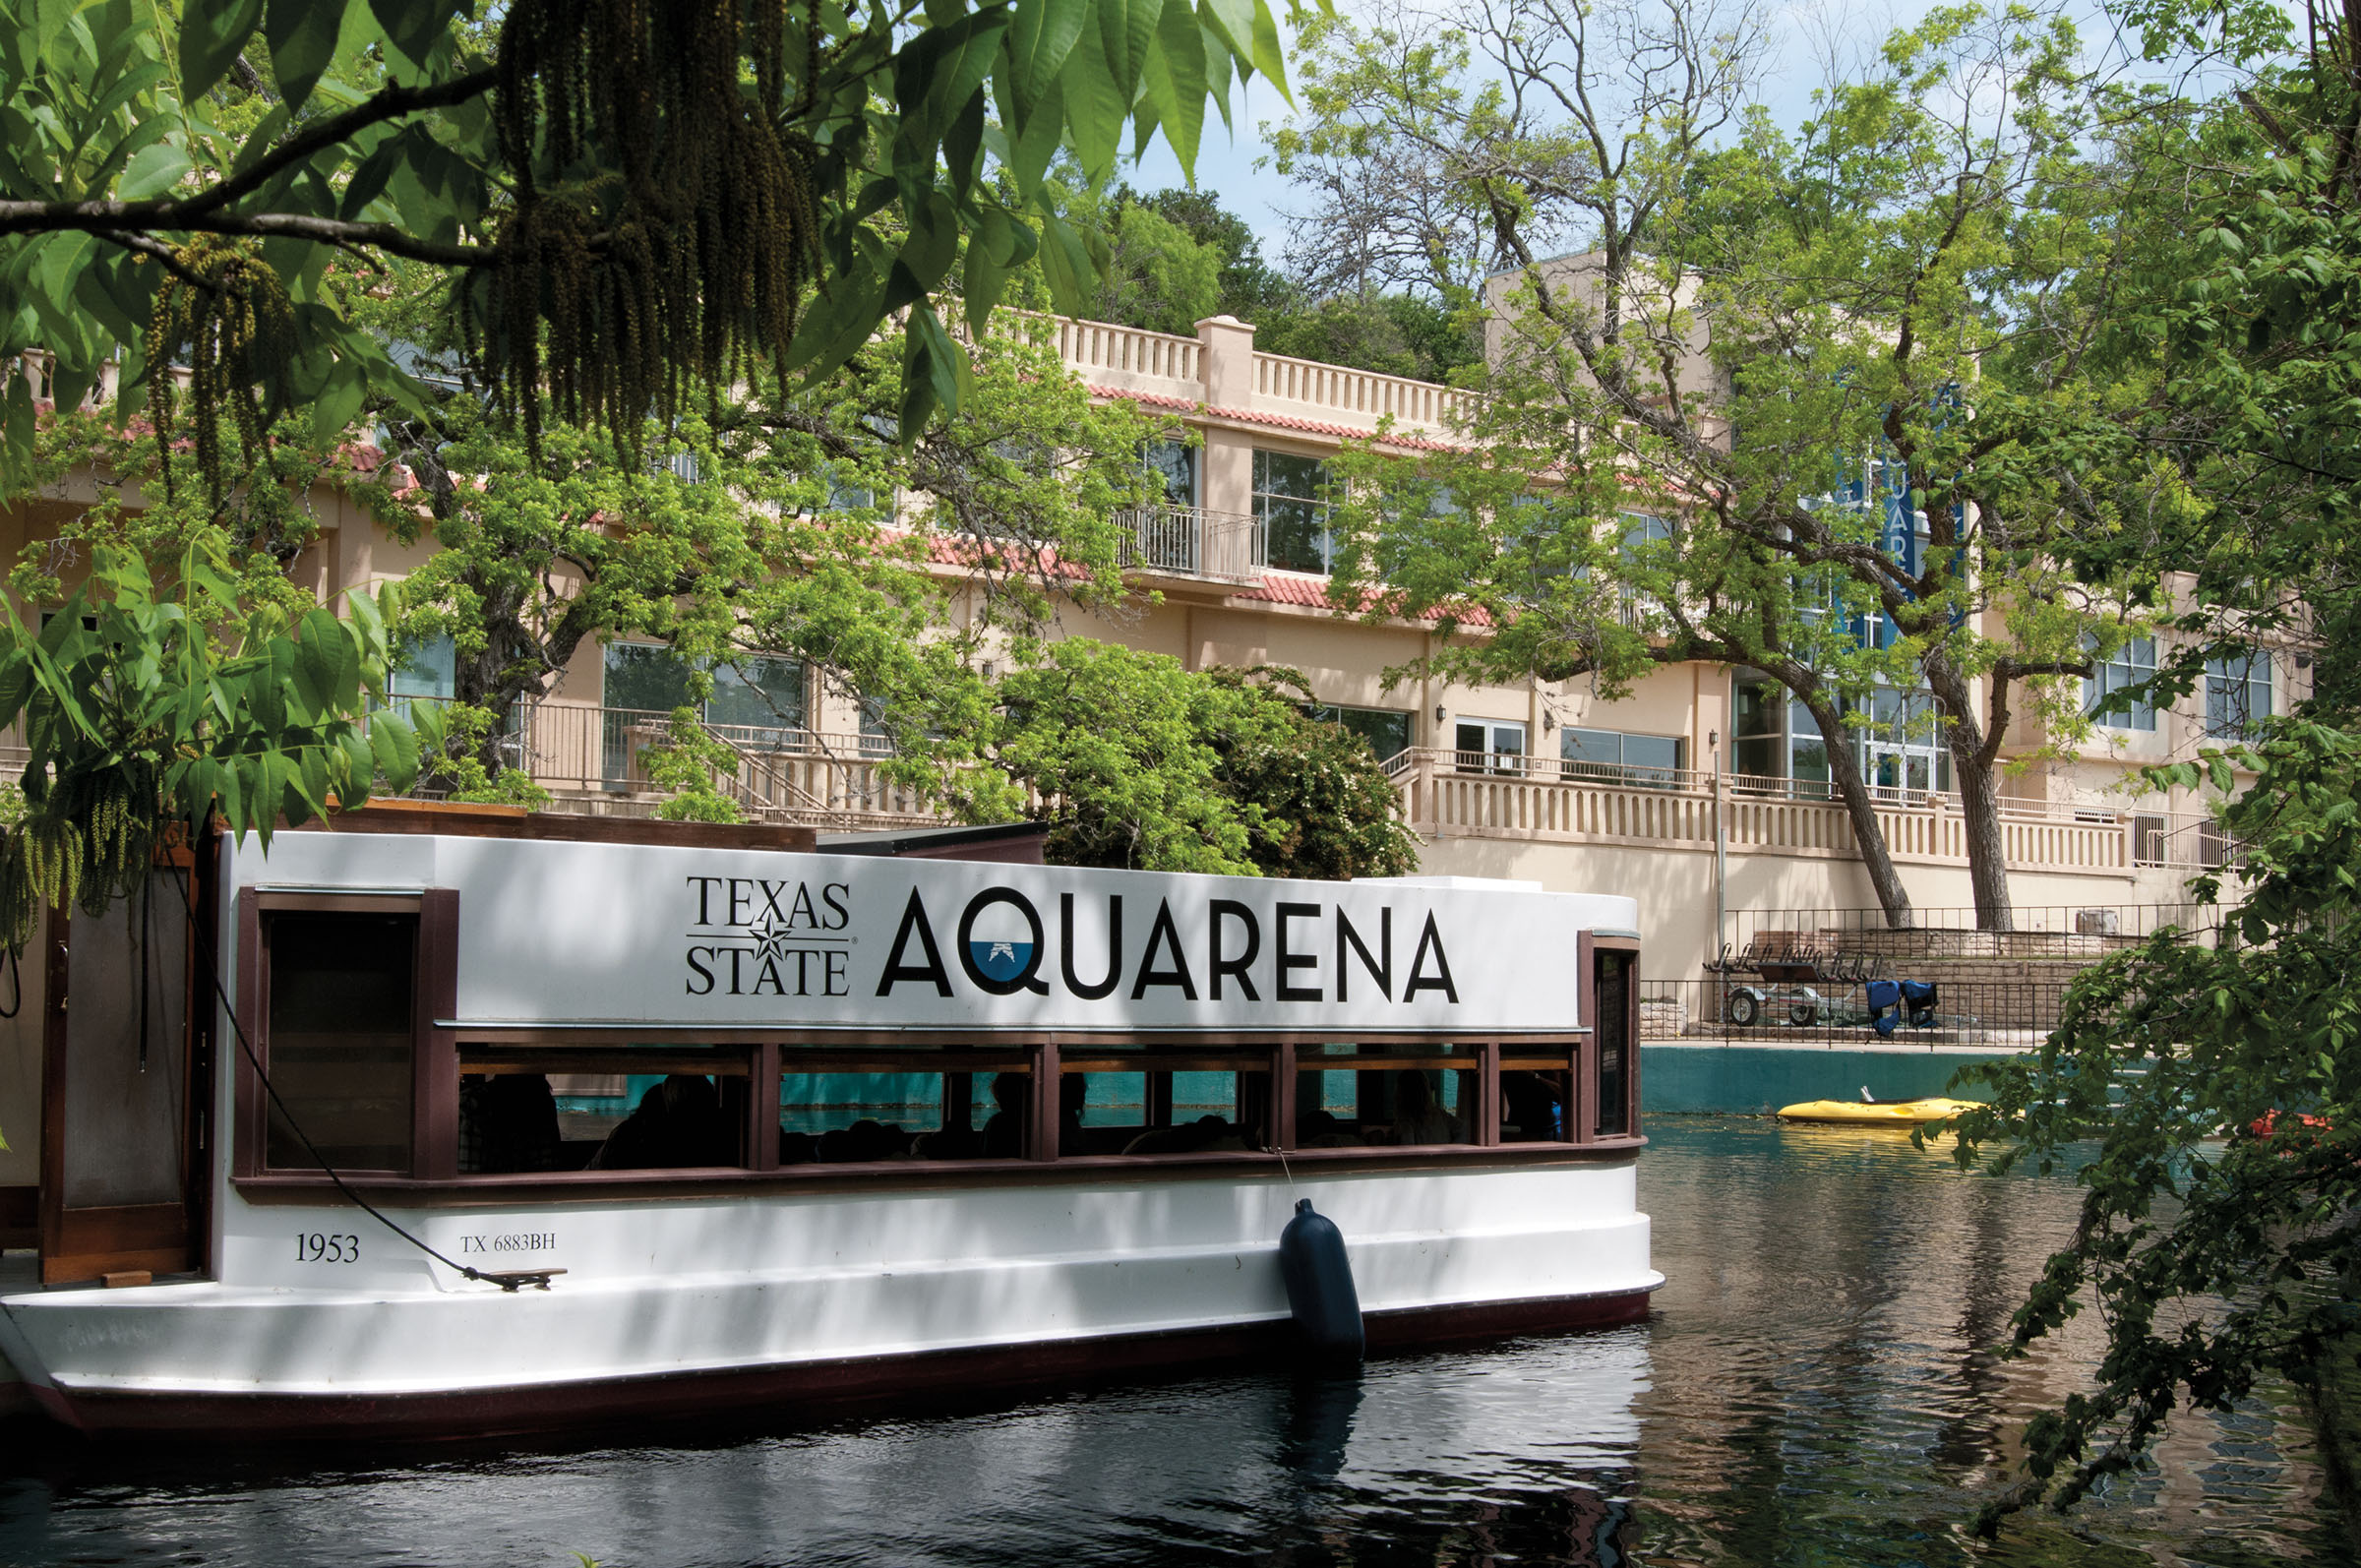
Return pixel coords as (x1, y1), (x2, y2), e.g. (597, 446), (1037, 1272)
(1433, 703), (1447, 723)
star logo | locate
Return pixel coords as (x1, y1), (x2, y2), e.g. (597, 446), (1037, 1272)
(748, 915), (799, 962)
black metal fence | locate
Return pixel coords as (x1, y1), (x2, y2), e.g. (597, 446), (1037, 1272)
(1639, 975), (2061, 1052)
(1723, 902), (2222, 965)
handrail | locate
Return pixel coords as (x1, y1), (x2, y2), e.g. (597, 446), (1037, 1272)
(1380, 747), (2214, 877)
(1249, 350), (1477, 431)
(1112, 504), (1266, 580)
(1055, 317), (1201, 385)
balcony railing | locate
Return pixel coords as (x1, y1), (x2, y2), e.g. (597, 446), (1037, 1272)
(1384, 748), (2225, 880)
(1114, 505), (1265, 582)
(498, 704), (935, 827)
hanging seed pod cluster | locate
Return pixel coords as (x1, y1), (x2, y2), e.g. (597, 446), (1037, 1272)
(470, 0), (824, 457)
(145, 238), (299, 508)
(0, 758), (161, 954)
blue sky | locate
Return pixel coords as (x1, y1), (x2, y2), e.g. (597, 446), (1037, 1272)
(1119, 0), (2112, 266)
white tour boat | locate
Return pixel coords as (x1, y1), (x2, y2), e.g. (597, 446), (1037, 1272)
(0, 808), (1657, 1438)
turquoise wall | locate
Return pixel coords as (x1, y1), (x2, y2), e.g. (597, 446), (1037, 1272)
(1641, 1045), (2022, 1116)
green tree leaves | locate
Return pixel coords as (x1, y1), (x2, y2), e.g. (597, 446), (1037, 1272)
(0, 540), (427, 951)
(976, 641), (1419, 876)
(1, 0), (1301, 495)
(1944, 721), (2361, 1523)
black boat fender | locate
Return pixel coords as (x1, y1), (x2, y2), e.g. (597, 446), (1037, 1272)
(1278, 1198), (1364, 1363)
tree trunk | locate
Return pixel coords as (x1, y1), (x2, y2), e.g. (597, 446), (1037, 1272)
(1924, 662), (2015, 934)
(455, 643), (524, 774)
(1794, 692), (1916, 930)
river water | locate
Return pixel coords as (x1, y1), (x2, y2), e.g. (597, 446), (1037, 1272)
(0, 1117), (2346, 1567)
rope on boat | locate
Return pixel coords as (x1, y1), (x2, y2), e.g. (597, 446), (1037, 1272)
(167, 862), (559, 1294)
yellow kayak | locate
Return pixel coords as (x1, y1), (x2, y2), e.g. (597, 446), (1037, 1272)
(1777, 1096), (1984, 1125)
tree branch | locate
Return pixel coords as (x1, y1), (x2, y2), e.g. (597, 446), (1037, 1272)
(182, 68), (500, 220)
(0, 67), (500, 264)
(0, 205), (486, 266)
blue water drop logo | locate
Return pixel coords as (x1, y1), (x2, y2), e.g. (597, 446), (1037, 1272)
(966, 904), (1036, 984)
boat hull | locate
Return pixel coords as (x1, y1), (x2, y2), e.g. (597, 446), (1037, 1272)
(0, 1161), (1660, 1439)
(1774, 1097), (1983, 1125)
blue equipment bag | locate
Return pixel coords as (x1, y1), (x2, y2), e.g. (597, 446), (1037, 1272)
(1865, 979), (1903, 1037)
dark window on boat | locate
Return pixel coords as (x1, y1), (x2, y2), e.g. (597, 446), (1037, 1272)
(776, 1046), (1033, 1162)
(456, 1045), (752, 1172)
(1296, 1041), (1479, 1148)
(1499, 1053), (1574, 1143)
(264, 912), (418, 1172)
(1058, 1045), (1276, 1156)
(1595, 949), (1633, 1137)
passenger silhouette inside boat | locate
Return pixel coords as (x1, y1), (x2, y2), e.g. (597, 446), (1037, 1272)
(1388, 1069), (1462, 1145)
(979, 1070), (1029, 1158)
(1501, 1070), (1566, 1142)
(817, 1118), (915, 1161)
(1294, 1107), (1363, 1148)
(456, 1072), (566, 1173)
(587, 1073), (737, 1169)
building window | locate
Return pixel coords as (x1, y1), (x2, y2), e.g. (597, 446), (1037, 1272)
(1731, 672), (1786, 784)
(606, 643), (807, 730)
(1308, 704), (1414, 761)
(1454, 719), (1527, 773)
(383, 633), (455, 721)
(2085, 635), (2156, 732)
(821, 466), (876, 513)
(1144, 440), (1198, 508)
(1559, 727), (1685, 787)
(1730, 670), (1948, 798)
(264, 911), (419, 1173)
(1253, 450), (1332, 574)
(1619, 513), (1671, 551)
(858, 694), (894, 757)
(705, 657), (810, 739)
(1862, 685), (1950, 795)
(603, 642), (809, 785)
(2205, 650), (2272, 739)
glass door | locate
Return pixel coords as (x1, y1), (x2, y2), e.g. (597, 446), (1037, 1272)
(1454, 720), (1528, 774)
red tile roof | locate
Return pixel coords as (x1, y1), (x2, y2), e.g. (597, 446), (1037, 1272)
(1236, 570), (1494, 627)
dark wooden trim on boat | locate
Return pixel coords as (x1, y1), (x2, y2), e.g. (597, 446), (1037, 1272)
(1029, 1040), (1059, 1161)
(39, 1201), (189, 1287)
(36, 904), (69, 1272)
(1574, 930), (1596, 1145)
(35, 1285), (1658, 1441)
(435, 1026), (1593, 1048)
(237, 889), (438, 1181)
(188, 828), (221, 1278)
(228, 1136), (1647, 1206)
(294, 802), (818, 852)
(232, 888), (264, 1181)
(1593, 935), (1641, 1138)
(415, 890), (462, 1181)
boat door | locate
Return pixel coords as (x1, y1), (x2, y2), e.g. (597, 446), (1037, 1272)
(37, 860), (205, 1284)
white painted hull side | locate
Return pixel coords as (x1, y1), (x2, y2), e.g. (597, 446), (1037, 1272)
(0, 1162), (1658, 1434)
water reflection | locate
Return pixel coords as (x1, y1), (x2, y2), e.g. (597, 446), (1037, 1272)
(0, 1118), (2344, 1567)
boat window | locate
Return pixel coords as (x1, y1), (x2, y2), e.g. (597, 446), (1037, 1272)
(1499, 1052), (1575, 1143)
(1595, 950), (1633, 1137)
(776, 1047), (1033, 1162)
(264, 912), (418, 1173)
(269, 1019), (1622, 1194)
(456, 1046), (751, 1171)
(1057, 1045), (1277, 1155)
(1297, 1041), (1480, 1147)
